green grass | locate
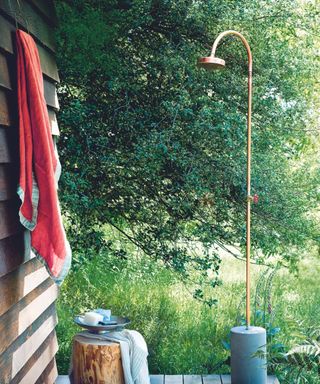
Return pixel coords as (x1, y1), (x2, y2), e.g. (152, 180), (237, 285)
(56, 249), (320, 382)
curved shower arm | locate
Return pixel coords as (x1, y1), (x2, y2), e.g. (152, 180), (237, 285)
(209, 30), (253, 328)
(210, 30), (252, 71)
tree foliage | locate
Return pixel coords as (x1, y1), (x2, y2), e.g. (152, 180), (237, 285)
(55, 0), (320, 301)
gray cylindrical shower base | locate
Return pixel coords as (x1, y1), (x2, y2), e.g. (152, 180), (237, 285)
(231, 326), (267, 384)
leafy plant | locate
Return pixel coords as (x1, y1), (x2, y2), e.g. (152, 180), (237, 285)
(268, 321), (320, 383)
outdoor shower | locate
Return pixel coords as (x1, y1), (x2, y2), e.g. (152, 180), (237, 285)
(198, 30), (267, 384)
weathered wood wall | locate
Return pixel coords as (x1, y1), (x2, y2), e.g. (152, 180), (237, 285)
(0, 1), (61, 382)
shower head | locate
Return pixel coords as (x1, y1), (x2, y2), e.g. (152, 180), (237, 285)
(197, 56), (225, 70)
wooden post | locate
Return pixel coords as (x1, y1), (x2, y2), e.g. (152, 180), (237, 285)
(70, 333), (125, 384)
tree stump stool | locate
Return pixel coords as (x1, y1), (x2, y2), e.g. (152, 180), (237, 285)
(70, 332), (125, 384)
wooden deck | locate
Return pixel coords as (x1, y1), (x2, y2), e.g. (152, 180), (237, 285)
(56, 374), (279, 384)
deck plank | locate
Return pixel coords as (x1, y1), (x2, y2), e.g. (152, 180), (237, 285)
(165, 375), (183, 384)
(56, 376), (70, 384)
(268, 376), (280, 384)
(150, 375), (165, 384)
(56, 374), (279, 383)
(184, 375), (203, 384)
(220, 375), (231, 383)
(220, 375), (279, 383)
(202, 375), (221, 384)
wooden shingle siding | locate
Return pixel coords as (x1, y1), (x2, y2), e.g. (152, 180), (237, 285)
(0, 233), (25, 277)
(0, 279), (57, 355)
(0, 307), (58, 383)
(44, 79), (60, 110)
(0, 257), (47, 317)
(0, 164), (16, 201)
(0, 13), (59, 82)
(15, 333), (59, 384)
(11, 314), (57, 376)
(0, 126), (13, 159)
(35, 358), (59, 384)
(26, 0), (58, 27)
(0, 52), (12, 89)
(0, 1), (60, 382)
(0, 199), (22, 239)
(0, 90), (13, 126)
(49, 109), (60, 135)
(0, 51), (59, 110)
(0, 0), (56, 52)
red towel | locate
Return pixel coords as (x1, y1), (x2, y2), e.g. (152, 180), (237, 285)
(16, 29), (71, 283)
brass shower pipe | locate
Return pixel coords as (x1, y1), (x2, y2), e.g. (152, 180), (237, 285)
(198, 30), (253, 329)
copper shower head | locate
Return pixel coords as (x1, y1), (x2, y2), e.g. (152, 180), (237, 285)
(197, 56), (225, 70)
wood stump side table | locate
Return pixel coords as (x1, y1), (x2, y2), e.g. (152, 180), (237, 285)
(70, 332), (125, 384)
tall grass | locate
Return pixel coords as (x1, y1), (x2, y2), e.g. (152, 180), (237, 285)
(56, 249), (320, 382)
